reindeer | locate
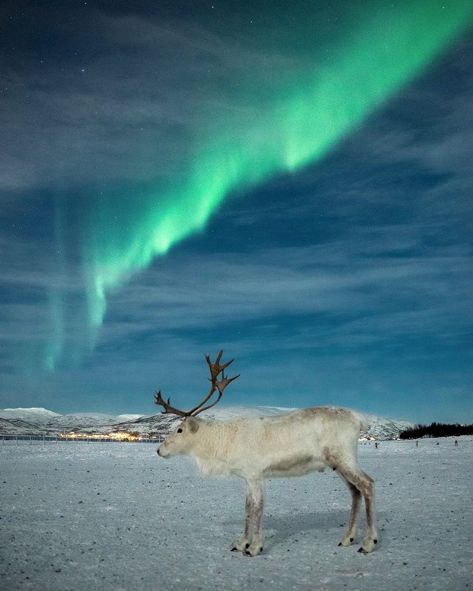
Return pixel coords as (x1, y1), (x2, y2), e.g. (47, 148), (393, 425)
(155, 351), (378, 556)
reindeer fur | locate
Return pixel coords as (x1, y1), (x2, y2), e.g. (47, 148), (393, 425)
(157, 406), (378, 556)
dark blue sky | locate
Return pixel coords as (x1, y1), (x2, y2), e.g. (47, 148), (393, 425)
(1, 1), (472, 422)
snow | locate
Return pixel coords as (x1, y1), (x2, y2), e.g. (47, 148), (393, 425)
(51, 413), (118, 429)
(116, 414), (144, 422)
(0, 408), (62, 422)
(0, 418), (41, 435)
(0, 409), (148, 436)
(1, 437), (472, 590)
(0, 406), (414, 440)
(362, 413), (414, 441)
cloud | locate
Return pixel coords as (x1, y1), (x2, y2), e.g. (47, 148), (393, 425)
(0, 6), (296, 193)
(94, 231), (473, 352)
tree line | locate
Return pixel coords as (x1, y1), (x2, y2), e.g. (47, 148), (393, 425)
(399, 422), (473, 439)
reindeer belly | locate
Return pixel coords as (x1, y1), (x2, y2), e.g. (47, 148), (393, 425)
(263, 454), (327, 477)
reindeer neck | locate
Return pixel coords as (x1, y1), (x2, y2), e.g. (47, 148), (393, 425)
(190, 419), (236, 462)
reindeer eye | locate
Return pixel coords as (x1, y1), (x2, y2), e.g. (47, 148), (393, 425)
(177, 428), (183, 434)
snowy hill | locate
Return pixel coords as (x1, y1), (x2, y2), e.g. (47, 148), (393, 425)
(0, 408), (61, 423)
(89, 413), (180, 439)
(48, 413), (118, 430)
(116, 414), (144, 422)
(363, 413), (414, 440)
(0, 417), (48, 435)
(0, 406), (413, 440)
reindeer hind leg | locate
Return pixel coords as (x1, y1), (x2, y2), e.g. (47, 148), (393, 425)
(336, 474), (361, 547)
(359, 470), (378, 553)
(336, 464), (378, 553)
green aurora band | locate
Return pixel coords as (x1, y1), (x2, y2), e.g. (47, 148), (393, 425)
(47, 0), (473, 371)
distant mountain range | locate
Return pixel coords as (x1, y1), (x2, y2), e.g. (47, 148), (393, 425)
(0, 406), (413, 440)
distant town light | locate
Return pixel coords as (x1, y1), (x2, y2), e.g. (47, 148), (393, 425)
(59, 431), (142, 442)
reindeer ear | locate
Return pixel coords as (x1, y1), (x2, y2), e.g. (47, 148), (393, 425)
(187, 416), (200, 433)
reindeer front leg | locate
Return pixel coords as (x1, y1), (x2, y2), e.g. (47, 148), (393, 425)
(231, 478), (265, 556)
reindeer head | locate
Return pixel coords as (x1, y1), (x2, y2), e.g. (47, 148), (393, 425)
(157, 416), (201, 457)
(155, 350), (239, 458)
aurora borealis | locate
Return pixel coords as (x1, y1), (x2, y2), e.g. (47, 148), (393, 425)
(1, 1), (473, 420)
(84, 0), (473, 355)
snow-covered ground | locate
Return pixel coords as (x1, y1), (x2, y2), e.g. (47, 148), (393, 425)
(1, 437), (472, 591)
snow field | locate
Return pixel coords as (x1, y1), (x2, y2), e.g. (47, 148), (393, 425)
(1, 437), (472, 590)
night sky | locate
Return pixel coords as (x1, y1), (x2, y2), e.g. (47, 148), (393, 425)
(1, 1), (473, 422)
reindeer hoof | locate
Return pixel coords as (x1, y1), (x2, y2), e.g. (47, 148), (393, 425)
(244, 549), (263, 557)
(358, 537), (377, 553)
(244, 544), (263, 557)
(338, 536), (355, 547)
(231, 538), (251, 553)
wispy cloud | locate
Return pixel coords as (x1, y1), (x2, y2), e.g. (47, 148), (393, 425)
(0, 7), (296, 192)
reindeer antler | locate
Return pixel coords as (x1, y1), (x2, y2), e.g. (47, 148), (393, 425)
(154, 350), (239, 417)
(154, 390), (190, 417)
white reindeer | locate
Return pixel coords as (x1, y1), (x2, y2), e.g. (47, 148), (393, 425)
(156, 351), (378, 556)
